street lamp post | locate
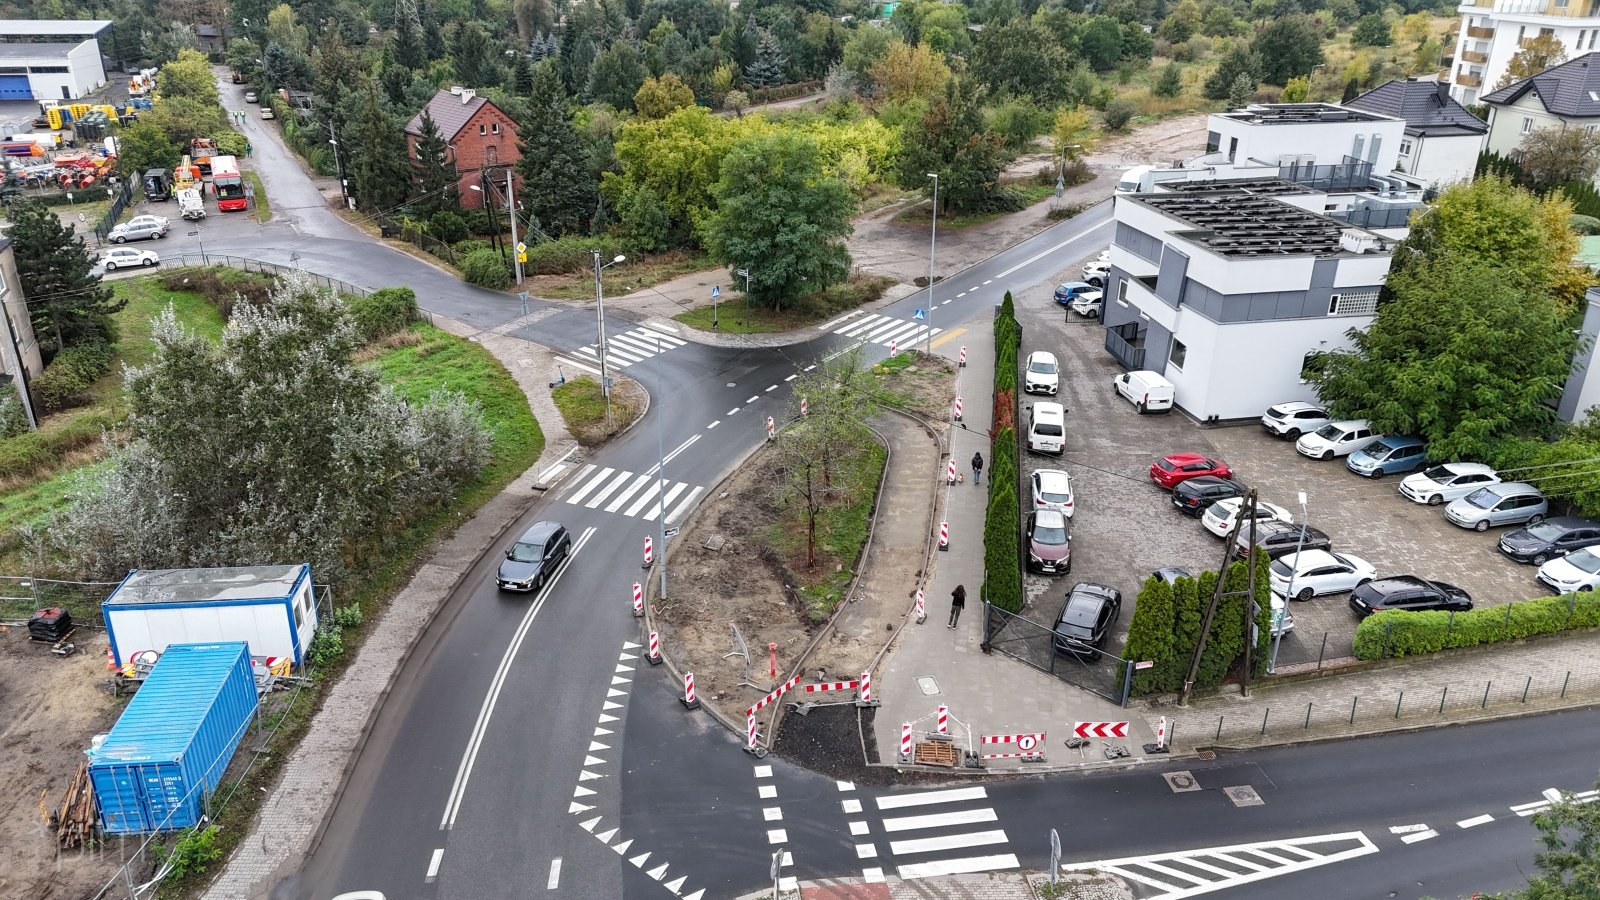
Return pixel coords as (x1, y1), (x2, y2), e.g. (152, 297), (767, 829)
(737, 267), (752, 327)
(326, 125), (348, 209)
(926, 173), (938, 355)
(506, 167), (523, 286)
(654, 332), (668, 601)
(1270, 490), (1310, 674)
(593, 251), (626, 430)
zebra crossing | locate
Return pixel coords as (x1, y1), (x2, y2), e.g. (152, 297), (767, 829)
(1058, 831), (1379, 898)
(562, 463), (705, 524)
(566, 326), (687, 371)
(846, 785), (1018, 882)
(833, 313), (942, 350)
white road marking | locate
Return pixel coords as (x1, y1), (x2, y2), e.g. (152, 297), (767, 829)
(758, 785), (778, 799)
(583, 469), (634, 508)
(1061, 831), (1380, 899)
(623, 481), (663, 518)
(875, 787), (988, 810)
(728, 407), (740, 415)
(1388, 824), (1430, 834)
(995, 218), (1114, 280)
(767, 829), (788, 844)
(763, 807), (783, 821)
(546, 858), (561, 889)
(564, 467), (613, 505)
(536, 446), (581, 483)
(957, 291), (967, 297)
(426, 848), (444, 881)
(553, 355), (602, 375)
(856, 844), (879, 858)
(898, 853), (1020, 880)
(643, 482), (688, 521)
(707, 420), (720, 429)
(765, 384), (777, 392)
(842, 798), (863, 814)
(643, 321), (680, 335)
(982, 279), (992, 285)
(862, 868), (886, 883)
(850, 821), (870, 836)
(889, 829), (1008, 855)
(663, 434), (700, 465)
(1457, 814), (1494, 828)
(881, 808), (998, 832)
(1401, 830), (1438, 844)
(784, 374), (797, 381)
(664, 486), (705, 524)
(753, 765), (773, 777)
(439, 528), (596, 828)
(746, 395), (760, 403)
(604, 475), (652, 512)
(803, 364), (817, 371)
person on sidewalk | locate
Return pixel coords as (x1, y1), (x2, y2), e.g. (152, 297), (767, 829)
(971, 452), (983, 486)
(948, 584), (966, 628)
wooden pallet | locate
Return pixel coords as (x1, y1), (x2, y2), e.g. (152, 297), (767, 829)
(913, 740), (959, 768)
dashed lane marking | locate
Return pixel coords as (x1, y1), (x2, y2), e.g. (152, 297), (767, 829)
(1401, 830), (1438, 844)
(1457, 815), (1494, 828)
(426, 848), (443, 883)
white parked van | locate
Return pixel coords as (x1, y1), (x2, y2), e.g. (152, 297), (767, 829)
(1027, 402), (1067, 455)
(177, 187), (206, 220)
(1113, 370), (1174, 413)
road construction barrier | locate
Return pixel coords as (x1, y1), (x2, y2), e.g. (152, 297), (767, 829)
(801, 397), (808, 417)
(747, 673), (803, 719)
(914, 589), (926, 623)
(858, 670), (873, 706)
(953, 396), (963, 421)
(889, 339), (897, 357)
(1073, 721), (1129, 738)
(938, 520), (949, 551)
(766, 416), (775, 440)
(647, 631), (662, 665)
(804, 679), (859, 695)
(978, 732), (1047, 762)
(937, 704), (949, 734)
(946, 458), (957, 484)
(642, 537), (653, 567)
(900, 704), (977, 767)
(632, 582), (644, 617)
(901, 722), (913, 761)
(681, 672), (699, 709)
(746, 712), (759, 750)
(958, 345), (967, 367)
(1145, 715), (1170, 755)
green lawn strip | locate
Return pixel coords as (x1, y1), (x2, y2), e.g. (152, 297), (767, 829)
(674, 275), (897, 335)
(893, 182), (1058, 230)
(244, 172), (270, 222)
(765, 434), (889, 621)
(538, 251), (716, 301)
(551, 375), (609, 429)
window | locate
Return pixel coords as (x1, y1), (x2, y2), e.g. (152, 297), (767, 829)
(1522, 117), (1534, 135)
(1116, 279), (1128, 306)
(1589, 125), (1598, 134)
(491, 121), (501, 134)
(1328, 289), (1380, 316)
(28, 66), (68, 74)
(1591, 29), (1598, 49)
(1352, 134), (1366, 161)
(478, 123), (486, 135)
(1169, 339), (1187, 370)
(1300, 351), (1328, 383)
(1399, 139), (1413, 156)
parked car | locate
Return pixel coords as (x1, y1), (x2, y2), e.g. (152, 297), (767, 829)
(244, 90), (258, 103)
(495, 520), (572, 592)
(124, 214), (169, 230)
(1445, 482), (1548, 532)
(1349, 576), (1472, 616)
(1261, 401), (1331, 439)
(108, 219), (167, 242)
(1171, 476), (1248, 516)
(1026, 402), (1066, 455)
(1113, 370), (1174, 413)
(1345, 435), (1427, 479)
(1201, 497), (1293, 538)
(1398, 462), (1500, 506)
(1295, 420), (1378, 460)
(1537, 547), (1600, 594)
(1023, 350), (1059, 396)
(1149, 452), (1232, 490)
(1053, 282), (1101, 307)
(1051, 582), (1121, 658)
(1026, 509), (1071, 575)
(260, 106), (275, 119)
(1235, 521), (1333, 559)
(1068, 291), (1103, 319)
(1269, 549), (1376, 601)
(1152, 567), (1192, 584)
(1030, 469), (1075, 517)
(100, 247), (159, 270)
(1082, 256), (1110, 288)
(1497, 516), (1600, 565)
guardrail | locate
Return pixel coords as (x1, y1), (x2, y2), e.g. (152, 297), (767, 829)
(151, 253), (370, 296)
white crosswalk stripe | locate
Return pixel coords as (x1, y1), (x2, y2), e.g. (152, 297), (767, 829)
(562, 466), (704, 523)
(572, 328), (687, 370)
(851, 785), (1019, 881)
(835, 313), (942, 349)
(1059, 831), (1379, 898)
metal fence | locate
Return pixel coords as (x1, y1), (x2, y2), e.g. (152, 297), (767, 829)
(151, 253), (371, 296)
(376, 214), (463, 267)
(93, 177), (136, 243)
(982, 601), (1134, 706)
(0, 575), (120, 627)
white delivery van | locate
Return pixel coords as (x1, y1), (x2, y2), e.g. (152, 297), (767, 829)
(177, 187), (206, 220)
(1027, 402), (1067, 455)
(1113, 370), (1175, 413)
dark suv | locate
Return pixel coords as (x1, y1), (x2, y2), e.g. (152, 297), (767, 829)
(1349, 576), (1472, 617)
(1497, 516), (1600, 566)
(1171, 476), (1248, 516)
(1052, 583), (1121, 658)
(1234, 521), (1332, 559)
(496, 520), (572, 592)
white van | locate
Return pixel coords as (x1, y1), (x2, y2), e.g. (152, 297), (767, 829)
(1113, 370), (1174, 413)
(177, 187), (206, 220)
(1027, 402), (1067, 455)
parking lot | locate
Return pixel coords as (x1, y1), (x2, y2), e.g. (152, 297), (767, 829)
(1011, 251), (1547, 669)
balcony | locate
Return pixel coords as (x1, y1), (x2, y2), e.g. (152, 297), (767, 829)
(1105, 322), (1146, 371)
(1457, 71), (1484, 87)
(1461, 49), (1489, 62)
(1466, 24), (1495, 38)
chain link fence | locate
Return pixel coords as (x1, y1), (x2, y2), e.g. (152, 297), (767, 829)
(151, 253), (370, 296)
(92, 177), (136, 243)
(982, 600), (1134, 705)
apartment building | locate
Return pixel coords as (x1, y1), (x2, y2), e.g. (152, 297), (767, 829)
(1452, 0), (1600, 105)
(1347, 79), (1489, 187)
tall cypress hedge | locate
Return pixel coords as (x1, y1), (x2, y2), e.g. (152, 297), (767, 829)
(1119, 555), (1274, 695)
(980, 293), (1025, 613)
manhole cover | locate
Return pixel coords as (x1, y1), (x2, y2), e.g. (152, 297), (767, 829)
(1163, 771), (1202, 793)
(1223, 785), (1264, 807)
(916, 676), (940, 695)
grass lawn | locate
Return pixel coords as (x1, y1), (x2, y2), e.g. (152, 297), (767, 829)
(765, 432), (889, 620)
(550, 374), (647, 445)
(893, 183), (1057, 230)
(245, 172), (270, 222)
(534, 250), (716, 301)
(673, 274), (896, 334)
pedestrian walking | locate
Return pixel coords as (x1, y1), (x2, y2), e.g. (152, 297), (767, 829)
(948, 584), (966, 628)
(971, 451), (983, 486)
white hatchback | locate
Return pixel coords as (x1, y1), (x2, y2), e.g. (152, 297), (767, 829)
(1031, 468), (1075, 518)
(1202, 497), (1293, 537)
(1261, 401), (1330, 439)
(1537, 548), (1600, 594)
(1399, 462), (1500, 506)
(1268, 549), (1376, 601)
(100, 247), (159, 270)
(1295, 420), (1377, 460)
(1023, 350), (1059, 396)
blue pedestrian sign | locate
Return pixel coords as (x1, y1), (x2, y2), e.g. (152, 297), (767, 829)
(711, 285), (721, 298)
(913, 308), (926, 320)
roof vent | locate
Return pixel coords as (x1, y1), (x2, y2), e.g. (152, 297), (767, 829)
(459, 89), (476, 104)
(1339, 230), (1381, 254)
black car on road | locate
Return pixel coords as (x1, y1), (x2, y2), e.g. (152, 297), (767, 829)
(496, 520), (572, 592)
(1052, 582), (1121, 658)
(1349, 576), (1472, 617)
(1497, 516), (1600, 566)
(1171, 476), (1248, 516)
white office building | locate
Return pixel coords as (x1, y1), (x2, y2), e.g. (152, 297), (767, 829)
(1451, 0), (1600, 105)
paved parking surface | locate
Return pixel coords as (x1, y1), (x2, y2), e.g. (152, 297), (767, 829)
(1011, 252), (1547, 667)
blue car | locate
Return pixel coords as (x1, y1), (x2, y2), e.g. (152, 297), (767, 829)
(1346, 435), (1427, 479)
(1053, 281), (1100, 305)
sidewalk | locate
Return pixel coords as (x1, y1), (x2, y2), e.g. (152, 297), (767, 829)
(736, 872), (1128, 899)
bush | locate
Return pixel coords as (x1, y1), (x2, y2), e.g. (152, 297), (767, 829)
(306, 624), (346, 668)
(348, 287), (418, 342)
(1103, 99), (1137, 130)
(1353, 592), (1600, 659)
(215, 132), (247, 157)
(32, 340), (116, 414)
(159, 267), (278, 318)
(430, 211), (469, 244)
(157, 825), (224, 879)
(1571, 214), (1600, 236)
(452, 238), (491, 256)
(462, 248), (512, 289)
(520, 236), (629, 276)
(0, 394), (27, 436)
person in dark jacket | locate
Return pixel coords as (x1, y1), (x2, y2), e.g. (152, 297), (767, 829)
(971, 452), (984, 486)
(949, 584), (966, 627)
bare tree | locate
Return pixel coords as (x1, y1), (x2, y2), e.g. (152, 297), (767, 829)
(1517, 125), (1600, 190)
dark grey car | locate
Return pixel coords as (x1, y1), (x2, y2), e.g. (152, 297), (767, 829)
(1498, 516), (1600, 565)
(1052, 582), (1121, 658)
(496, 520), (571, 592)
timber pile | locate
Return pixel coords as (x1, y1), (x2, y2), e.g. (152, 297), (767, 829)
(55, 760), (97, 848)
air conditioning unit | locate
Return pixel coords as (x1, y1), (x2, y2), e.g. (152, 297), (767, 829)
(1339, 230), (1381, 254)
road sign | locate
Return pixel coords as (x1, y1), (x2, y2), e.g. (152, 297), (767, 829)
(711, 285), (720, 298)
(1135, 660), (1154, 670)
(1016, 734), (1039, 752)
(516, 241), (527, 254)
(517, 252), (527, 263)
(1073, 721), (1129, 739)
(913, 308), (926, 320)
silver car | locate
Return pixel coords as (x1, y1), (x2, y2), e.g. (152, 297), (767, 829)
(109, 220), (167, 242)
(1444, 482), (1548, 532)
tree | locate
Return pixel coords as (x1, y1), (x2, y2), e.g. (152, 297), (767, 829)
(588, 40), (648, 110)
(1079, 16), (1124, 71)
(722, 89), (750, 116)
(1204, 46), (1262, 100)
(868, 41), (951, 104)
(1053, 105), (1097, 162)
(701, 132), (855, 307)
(1154, 62), (1183, 98)
(634, 73), (695, 119)
(115, 122), (180, 180)
(517, 61), (595, 237)
(391, 24), (424, 71)
(450, 21), (496, 86)
(313, 32), (363, 143)
(1514, 776), (1600, 895)
(8, 202), (123, 357)
(1157, 0), (1202, 42)
(1351, 13), (1392, 47)
(970, 20), (1071, 104)
(1498, 32), (1567, 89)
(842, 25), (894, 85)
(1103, 98), (1137, 130)
(513, 54), (535, 95)
(411, 109), (459, 215)
(1227, 72), (1256, 108)
(1251, 14), (1323, 85)
(1518, 125), (1600, 190)
(1281, 75), (1311, 103)
(746, 30), (788, 90)
(774, 350), (878, 565)
(346, 85), (412, 213)
(896, 78), (1009, 214)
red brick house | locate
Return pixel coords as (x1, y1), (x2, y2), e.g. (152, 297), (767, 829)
(404, 87), (521, 211)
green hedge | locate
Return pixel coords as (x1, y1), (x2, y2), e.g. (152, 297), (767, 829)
(980, 291), (1026, 614)
(521, 236), (629, 276)
(33, 340), (116, 414)
(1353, 592), (1600, 659)
(462, 248), (511, 289)
(1120, 556), (1272, 696)
(349, 287), (419, 342)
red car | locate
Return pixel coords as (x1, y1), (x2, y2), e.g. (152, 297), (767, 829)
(1149, 452), (1232, 490)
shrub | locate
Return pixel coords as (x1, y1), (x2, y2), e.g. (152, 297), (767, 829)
(306, 624), (346, 668)
(0, 394), (28, 436)
(1353, 592), (1600, 659)
(462, 248), (511, 289)
(159, 268), (278, 318)
(1103, 99), (1137, 131)
(452, 238), (492, 256)
(32, 340), (116, 414)
(520, 236), (629, 276)
(348, 287), (418, 342)
(215, 132), (247, 157)
(430, 211), (469, 244)
(1571, 214), (1600, 235)
(332, 602), (363, 628)
(1122, 577), (1178, 694)
(157, 825), (224, 879)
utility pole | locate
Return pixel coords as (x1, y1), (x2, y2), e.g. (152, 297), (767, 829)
(1179, 490), (1260, 707)
(506, 167), (522, 286)
(654, 332), (668, 601)
(926, 172), (938, 355)
(592, 251), (625, 430)
(326, 123), (348, 209)
(1269, 491), (1309, 675)
(737, 267), (752, 327)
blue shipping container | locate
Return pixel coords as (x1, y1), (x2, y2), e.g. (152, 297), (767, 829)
(90, 642), (258, 834)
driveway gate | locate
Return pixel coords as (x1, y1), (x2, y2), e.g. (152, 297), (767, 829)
(982, 601), (1133, 706)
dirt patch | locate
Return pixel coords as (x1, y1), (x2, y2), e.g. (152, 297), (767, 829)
(873, 354), (958, 423)
(1083, 111), (1210, 173)
(551, 374), (647, 446)
(0, 625), (125, 900)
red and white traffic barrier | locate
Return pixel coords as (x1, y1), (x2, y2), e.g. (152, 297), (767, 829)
(889, 338), (897, 357)
(953, 396), (963, 421)
(746, 673), (803, 718)
(946, 457), (957, 484)
(1073, 721), (1129, 739)
(914, 589), (926, 623)
(632, 581), (644, 617)
(766, 416), (775, 440)
(642, 536), (653, 568)
(800, 397), (808, 417)
(681, 672), (699, 709)
(979, 732), (1047, 761)
(804, 679), (859, 694)
(958, 345), (967, 367)
(936, 704), (949, 735)
(938, 520), (950, 551)
(857, 670), (873, 705)
(746, 712), (759, 750)
(646, 630), (662, 665)
(1154, 716), (1167, 751)
(900, 722), (913, 761)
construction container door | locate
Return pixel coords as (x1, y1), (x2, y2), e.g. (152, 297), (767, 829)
(0, 75), (31, 100)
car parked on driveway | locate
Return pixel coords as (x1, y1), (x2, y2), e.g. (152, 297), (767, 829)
(1445, 482), (1547, 532)
(1052, 582), (1121, 658)
(1202, 497), (1293, 538)
(1031, 469), (1075, 517)
(108, 219), (167, 242)
(100, 247), (159, 270)
(1260, 401), (1331, 439)
(1399, 462), (1500, 506)
(1082, 257), (1110, 289)
(1269, 549), (1376, 601)
(1026, 402), (1066, 455)
(124, 214), (169, 231)
(1295, 420), (1377, 460)
(1053, 282), (1102, 307)
(1113, 370), (1174, 413)
(1171, 476), (1247, 516)
(1027, 509), (1071, 574)
(1235, 521), (1333, 559)
(1152, 567), (1192, 584)
(1149, 452), (1232, 490)
(496, 520), (572, 592)
(1023, 350), (1059, 396)
(1497, 516), (1600, 565)
(1537, 547), (1600, 594)
(1067, 292), (1103, 319)
(1345, 435), (1427, 479)
(1349, 576), (1472, 616)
